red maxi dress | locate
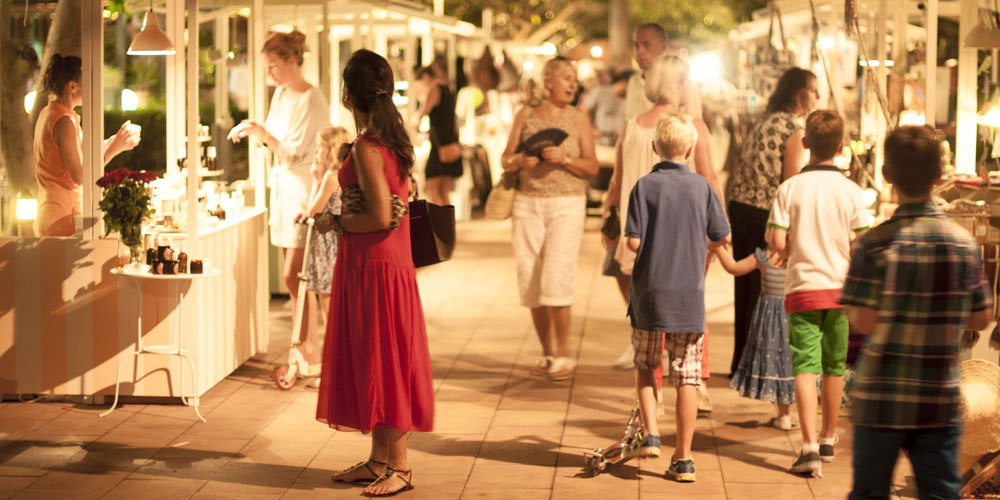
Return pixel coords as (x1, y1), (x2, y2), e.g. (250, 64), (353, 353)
(316, 134), (434, 433)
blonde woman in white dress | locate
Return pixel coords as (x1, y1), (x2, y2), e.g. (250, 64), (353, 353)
(603, 54), (723, 407)
(228, 30), (330, 366)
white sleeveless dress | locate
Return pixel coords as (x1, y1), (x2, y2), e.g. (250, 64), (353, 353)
(615, 118), (659, 275)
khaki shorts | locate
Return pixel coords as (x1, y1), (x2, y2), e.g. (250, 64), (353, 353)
(631, 329), (704, 386)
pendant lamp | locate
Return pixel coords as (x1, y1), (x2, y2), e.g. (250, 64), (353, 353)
(965, 9), (1000, 48)
(128, 6), (175, 55)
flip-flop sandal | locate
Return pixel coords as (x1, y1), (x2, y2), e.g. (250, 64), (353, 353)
(529, 356), (553, 378)
(365, 467), (414, 497)
(331, 459), (386, 483)
(547, 357), (576, 381)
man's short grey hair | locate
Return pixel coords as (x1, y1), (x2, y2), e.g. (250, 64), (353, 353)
(635, 23), (667, 43)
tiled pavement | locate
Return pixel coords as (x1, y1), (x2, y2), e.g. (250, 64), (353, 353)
(0, 218), (919, 499)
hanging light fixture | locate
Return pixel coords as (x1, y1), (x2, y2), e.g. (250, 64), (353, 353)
(128, 3), (175, 56)
(965, 9), (1000, 48)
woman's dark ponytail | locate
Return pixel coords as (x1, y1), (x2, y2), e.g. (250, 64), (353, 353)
(342, 49), (414, 182)
(42, 53), (82, 96)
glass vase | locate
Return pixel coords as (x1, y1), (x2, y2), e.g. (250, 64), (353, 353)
(119, 224), (144, 270)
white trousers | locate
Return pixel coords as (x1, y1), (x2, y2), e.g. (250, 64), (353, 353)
(511, 194), (586, 308)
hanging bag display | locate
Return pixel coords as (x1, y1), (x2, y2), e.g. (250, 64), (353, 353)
(484, 171), (517, 220)
(409, 177), (456, 268)
(753, 3), (795, 101)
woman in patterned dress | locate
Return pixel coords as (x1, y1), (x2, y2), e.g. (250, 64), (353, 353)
(727, 68), (818, 377)
(500, 57), (599, 381)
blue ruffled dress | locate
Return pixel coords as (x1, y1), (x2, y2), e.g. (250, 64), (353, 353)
(729, 248), (795, 405)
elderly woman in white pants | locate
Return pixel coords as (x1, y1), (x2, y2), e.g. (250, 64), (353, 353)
(500, 57), (598, 381)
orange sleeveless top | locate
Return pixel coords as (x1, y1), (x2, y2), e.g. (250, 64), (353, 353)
(33, 101), (82, 236)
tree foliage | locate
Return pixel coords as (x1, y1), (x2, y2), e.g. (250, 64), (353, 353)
(433, 0), (767, 45)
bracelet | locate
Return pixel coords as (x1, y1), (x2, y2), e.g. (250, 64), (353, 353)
(563, 156), (572, 167)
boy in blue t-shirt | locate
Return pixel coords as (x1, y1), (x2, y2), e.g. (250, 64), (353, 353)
(624, 112), (731, 482)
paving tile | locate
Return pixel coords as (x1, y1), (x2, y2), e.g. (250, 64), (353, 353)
(133, 438), (248, 481)
(0, 476), (37, 500)
(9, 470), (128, 500)
(434, 416), (493, 434)
(638, 468), (727, 495)
(466, 462), (554, 489)
(102, 477), (206, 499)
(0, 435), (95, 474)
(461, 487), (551, 500)
(21, 408), (131, 437)
(718, 457), (811, 484)
(724, 482), (814, 500)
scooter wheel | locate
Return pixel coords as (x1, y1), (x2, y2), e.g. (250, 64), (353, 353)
(273, 366), (296, 390)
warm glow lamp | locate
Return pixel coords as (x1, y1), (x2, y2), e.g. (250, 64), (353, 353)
(15, 196), (37, 221)
(128, 7), (175, 56)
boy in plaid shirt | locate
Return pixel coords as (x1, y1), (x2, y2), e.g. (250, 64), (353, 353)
(624, 113), (730, 482)
(841, 126), (992, 499)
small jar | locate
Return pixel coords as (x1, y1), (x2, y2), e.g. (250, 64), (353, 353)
(151, 260), (162, 275)
(163, 260), (177, 275)
(190, 259), (203, 274)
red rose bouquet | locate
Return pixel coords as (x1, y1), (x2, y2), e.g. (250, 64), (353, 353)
(96, 168), (157, 250)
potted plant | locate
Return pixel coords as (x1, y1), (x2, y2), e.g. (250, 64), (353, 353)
(96, 168), (156, 268)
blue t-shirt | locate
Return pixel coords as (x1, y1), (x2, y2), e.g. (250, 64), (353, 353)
(625, 160), (730, 332)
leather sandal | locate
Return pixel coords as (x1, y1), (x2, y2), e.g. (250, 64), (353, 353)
(331, 459), (386, 483)
(365, 467), (414, 497)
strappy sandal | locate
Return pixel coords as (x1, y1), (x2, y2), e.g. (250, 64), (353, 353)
(330, 459), (386, 483)
(364, 467), (414, 497)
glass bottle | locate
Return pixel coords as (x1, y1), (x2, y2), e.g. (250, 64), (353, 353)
(178, 242), (188, 273)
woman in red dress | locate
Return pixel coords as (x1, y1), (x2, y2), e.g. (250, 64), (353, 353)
(316, 49), (433, 497)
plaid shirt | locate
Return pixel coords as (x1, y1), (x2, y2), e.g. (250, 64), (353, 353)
(841, 202), (992, 429)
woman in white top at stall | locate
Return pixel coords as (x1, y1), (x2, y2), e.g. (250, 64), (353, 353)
(228, 30), (330, 364)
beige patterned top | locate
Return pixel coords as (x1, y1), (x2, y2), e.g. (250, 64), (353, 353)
(516, 106), (587, 197)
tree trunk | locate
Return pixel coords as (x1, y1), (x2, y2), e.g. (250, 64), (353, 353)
(608, 0), (630, 67)
(0, 1), (39, 194)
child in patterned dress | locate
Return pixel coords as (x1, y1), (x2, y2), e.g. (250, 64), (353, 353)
(296, 125), (351, 378)
(714, 243), (796, 430)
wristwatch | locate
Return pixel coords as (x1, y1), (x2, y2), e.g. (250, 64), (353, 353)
(562, 156), (572, 167)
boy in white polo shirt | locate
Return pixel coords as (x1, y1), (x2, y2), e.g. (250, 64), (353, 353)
(766, 110), (872, 477)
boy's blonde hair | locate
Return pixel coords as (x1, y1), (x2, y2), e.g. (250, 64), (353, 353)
(654, 112), (698, 160)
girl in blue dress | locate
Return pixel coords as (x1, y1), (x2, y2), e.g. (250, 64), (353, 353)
(714, 243), (796, 430)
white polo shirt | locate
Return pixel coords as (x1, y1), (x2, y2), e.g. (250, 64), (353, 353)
(768, 165), (872, 313)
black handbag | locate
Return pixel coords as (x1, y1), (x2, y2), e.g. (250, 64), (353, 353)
(409, 186), (456, 268)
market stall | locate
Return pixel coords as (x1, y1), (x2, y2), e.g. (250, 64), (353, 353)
(0, 0), (269, 400)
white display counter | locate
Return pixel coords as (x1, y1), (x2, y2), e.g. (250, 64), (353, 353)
(0, 208), (268, 398)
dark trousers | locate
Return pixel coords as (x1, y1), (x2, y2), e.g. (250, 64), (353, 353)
(727, 201), (770, 375)
(850, 424), (961, 500)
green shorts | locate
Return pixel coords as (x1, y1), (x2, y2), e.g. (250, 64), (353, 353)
(787, 309), (848, 375)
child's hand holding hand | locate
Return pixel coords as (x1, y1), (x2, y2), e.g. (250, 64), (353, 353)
(767, 249), (786, 268)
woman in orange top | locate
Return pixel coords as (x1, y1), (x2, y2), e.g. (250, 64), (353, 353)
(33, 54), (140, 236)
